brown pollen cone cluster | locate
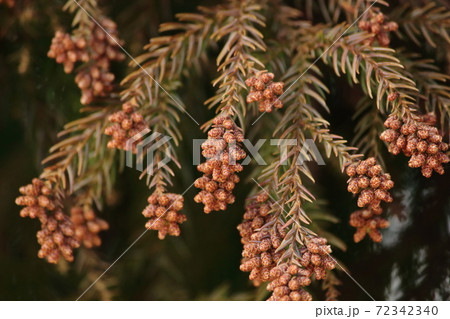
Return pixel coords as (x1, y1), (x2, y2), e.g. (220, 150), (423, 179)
(267, 237), (336, 301)
(358, 11), (398, 46)
(380, 115), (449, 177)
(346, 157), (394, 242)
(142, 192), (186, 240)
(48, 18), (125, 104)
(16, 178), (79, 263)
(194, 116), (246, 213)
(299, 237), (336, 280)
(237, 193), (285, 286)
(245, 71), (284, 112)
(104, 99), (148, 152)
(349, 209), (389, 243)
(48, 31), (89, 73)
(70, 205), (109, 248)
(267, 264), (313, 301)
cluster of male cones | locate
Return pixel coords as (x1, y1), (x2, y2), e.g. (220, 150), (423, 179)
(16, 179), (80, 263)
(346, 157), (393, 243)
(16, 178), (113, 263)
(358, 10), (398, 46)
(104, 99), (148, 152)
(237, 192), (336, 301)
(380, 114), (449, 177)
(194, 116), (246, 213)
(70, 205), (109, 249)
(245, 71), (284, 112)
(142, 192), (186, 240)
(48, 18), (125, 104)
(267, 237), (336, 301)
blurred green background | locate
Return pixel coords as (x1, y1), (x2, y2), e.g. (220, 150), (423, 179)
(0, 0), (449, 300)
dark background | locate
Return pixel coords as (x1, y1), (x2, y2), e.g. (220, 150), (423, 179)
(0, 0), (449, 300)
